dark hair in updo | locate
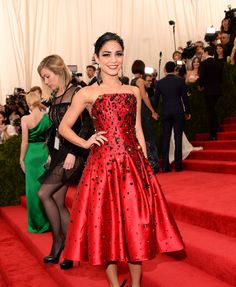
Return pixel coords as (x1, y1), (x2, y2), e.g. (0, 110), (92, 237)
(94, 32), (124, 56)
(131, 59), (145, 74)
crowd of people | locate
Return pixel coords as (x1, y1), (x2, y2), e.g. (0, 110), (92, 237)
(0, 11), (236, 287)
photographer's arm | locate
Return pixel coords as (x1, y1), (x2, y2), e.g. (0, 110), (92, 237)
(20, 117), (28, 173)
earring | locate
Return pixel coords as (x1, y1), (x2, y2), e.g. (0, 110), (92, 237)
(120, 65), (124, 85)
(96, 65), (102, 85)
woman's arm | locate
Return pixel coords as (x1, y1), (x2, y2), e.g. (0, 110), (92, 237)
(59, 89), (106, 149)
(136, 78), (158, 120)
(133, 87), (147, 158)
(185, 70), (191, 83)
(230, 47), (236, 65)
(20, 117), (29, 173)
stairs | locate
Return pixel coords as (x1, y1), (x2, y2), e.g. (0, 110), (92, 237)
(1, 184), (235, 287)
(184, 117), (236, 174)
(0, 116), (236, 286)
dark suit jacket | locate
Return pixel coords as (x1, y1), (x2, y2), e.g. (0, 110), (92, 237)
(199, 57), (223, 96)
(156, 74), (190, 115)
(88, 76), (97, 86)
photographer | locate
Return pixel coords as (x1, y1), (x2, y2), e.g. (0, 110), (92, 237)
(180, 41), (201, 71)
(5, 89), (29, 133)
(0, 111), (17, 144)
(172, 51), (187, 78)
(224, 7), (236, 39)
(220, 32), (234, 56)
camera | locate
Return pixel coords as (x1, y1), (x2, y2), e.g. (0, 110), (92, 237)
(71, 72), (87, 87)
(72, 72), (83, 78)
(11, 118), (21, 127)
(6, 94), (17, 105)
(204, 26), (219, 44)
(176, 60), (183, 66)
(182, 41), (196, 59)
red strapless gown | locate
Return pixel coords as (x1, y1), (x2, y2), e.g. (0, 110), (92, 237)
(63, 93), (184, 265)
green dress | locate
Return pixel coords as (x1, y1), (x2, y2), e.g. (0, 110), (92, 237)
(24, 114), (51, 233)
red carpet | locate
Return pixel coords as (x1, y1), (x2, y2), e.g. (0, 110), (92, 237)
(0, 116), (236, 286)
(185, 117), (236, 175)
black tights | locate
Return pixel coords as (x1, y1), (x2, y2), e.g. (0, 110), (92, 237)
(38, 182), (69, 255)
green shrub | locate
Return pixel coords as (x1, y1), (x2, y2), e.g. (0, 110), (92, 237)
(0, 135), (25, 206)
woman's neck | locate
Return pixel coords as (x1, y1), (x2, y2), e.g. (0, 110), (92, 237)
(100, 73), (122, 87)
(56, 88), (65, 96)
(30, 106), (41, 114)
(55, 84), (68, 97)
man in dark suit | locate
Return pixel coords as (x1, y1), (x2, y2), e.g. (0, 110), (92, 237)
(199, 46), (223, 140)
(86, 65), (97, 85)
(156, 61), (190, 172)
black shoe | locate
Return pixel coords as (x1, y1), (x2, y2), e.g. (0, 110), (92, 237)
(175, 167), (183, 172)
(204, 136), (217, 141)
(120, 279), (127, 287)
(153, 167), (160, 174)
(60, 259), (73, 270)
(162, 167), (171, 172)
(44, 243), (64, 264)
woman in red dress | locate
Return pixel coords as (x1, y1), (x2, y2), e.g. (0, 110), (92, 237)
(59, 32), (184, 287)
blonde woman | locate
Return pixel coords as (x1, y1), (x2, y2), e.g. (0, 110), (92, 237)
(37, 55), (93, 268)
(20, 91), (51, 233)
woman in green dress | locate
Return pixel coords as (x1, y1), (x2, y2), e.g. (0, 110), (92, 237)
(20, 90), (51, 233)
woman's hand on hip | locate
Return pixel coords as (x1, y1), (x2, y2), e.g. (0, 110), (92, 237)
(83, 131), (107, 149)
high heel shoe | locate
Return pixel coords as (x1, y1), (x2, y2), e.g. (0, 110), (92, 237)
(60, 259), (73, 270)
(43, 243), (64, 264)
(120, 279), (127, 287)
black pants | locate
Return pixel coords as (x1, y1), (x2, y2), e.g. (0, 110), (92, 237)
(205, 94), (220, 138)
(162, 113), (185, 170)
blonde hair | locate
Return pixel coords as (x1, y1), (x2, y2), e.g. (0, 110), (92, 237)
(26, 91), (41, 108)
(37, 55), (72, 99)
(29, 86), (42, 96)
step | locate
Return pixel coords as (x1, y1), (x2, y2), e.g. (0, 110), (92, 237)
(183, 159), (236, 174)
(195, 132), (236, 141)
(188, 150), (236, 162)
(0, 216), (59, 287)
(178, 221), (236, 286)
(143, 254), (233, 287)
(220, 123), (236, 132)
(190, 140), (236, 150)
(0, 205), (109, 287)
(66, 175), (236, 238)
(223, 117), (236, 124)
(0, 205), (233, 287)
(157, 171), (236, 237)
(0, 274), (7, 287)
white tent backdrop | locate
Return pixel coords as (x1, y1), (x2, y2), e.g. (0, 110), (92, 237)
(0, 0), (236, 103)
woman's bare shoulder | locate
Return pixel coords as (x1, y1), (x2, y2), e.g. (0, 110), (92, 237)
(74, 85), (95, 101)
(73, 84), (106, 107)
(21, 114), (31, 122)
(127, 85), (140, 97)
